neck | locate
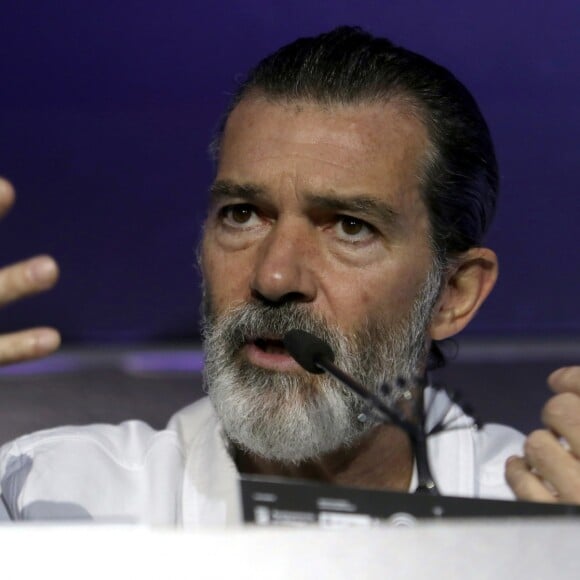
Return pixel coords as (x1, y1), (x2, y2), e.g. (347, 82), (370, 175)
(235, 424), (413, 491)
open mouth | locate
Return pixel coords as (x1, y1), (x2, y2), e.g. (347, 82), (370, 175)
(243, 335), (301, 371)
(253, 337), (288, 355)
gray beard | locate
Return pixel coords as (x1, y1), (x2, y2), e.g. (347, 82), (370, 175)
(202, 268), (441, 465)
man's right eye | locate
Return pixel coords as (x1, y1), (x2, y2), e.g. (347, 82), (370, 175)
(219, 204), (259, 227)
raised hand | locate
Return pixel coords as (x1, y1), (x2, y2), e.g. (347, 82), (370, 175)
(506, 366), (580, 504)
(0, 178), (61, 365)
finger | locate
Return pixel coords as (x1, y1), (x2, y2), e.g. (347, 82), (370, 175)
(541, 392), (580, 455)
(505, 455), (557, 503)
(548, 366), (580, 395)
(0, 177), (16, 218)
(0, 255), (59, 307)
(523, 429), (580, 503)
(0, 327), (61, 366)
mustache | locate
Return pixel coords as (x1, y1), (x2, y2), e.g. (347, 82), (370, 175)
(202, 301), (344, 354)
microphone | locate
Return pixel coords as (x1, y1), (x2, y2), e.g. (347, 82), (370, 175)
(283, 329), (402, 428)
(282, 329), (334, 374)
(283, 329), (439, 495)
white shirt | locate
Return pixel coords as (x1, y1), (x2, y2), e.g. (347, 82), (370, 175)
(0, 393), (524, 527)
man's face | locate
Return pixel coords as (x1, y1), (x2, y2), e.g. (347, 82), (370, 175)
(201, 97), (438, 463)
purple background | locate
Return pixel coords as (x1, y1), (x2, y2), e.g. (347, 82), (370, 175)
(0, 1), (579, 343)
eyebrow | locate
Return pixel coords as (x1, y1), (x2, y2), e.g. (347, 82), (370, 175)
(210, 180), (267, 204)
(305, 193), (399, 227)
(210, 179), (400, 227)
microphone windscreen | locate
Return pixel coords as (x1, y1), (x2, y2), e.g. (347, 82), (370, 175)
(283, 329), (335, 374)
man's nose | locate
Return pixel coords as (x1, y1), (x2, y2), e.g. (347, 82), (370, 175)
(250, 220), (317, 305)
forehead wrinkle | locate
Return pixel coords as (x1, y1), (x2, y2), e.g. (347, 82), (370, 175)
(252, 148), (359, 171)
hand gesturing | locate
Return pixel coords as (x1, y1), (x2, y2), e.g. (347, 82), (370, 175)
(0, 177), (61, 365)
(506, 366), (580, 504)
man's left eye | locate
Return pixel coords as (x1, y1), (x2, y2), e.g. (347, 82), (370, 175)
(335, 216), (374, 241)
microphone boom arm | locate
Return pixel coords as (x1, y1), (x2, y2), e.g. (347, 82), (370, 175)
(315, 356), (438, 495)
(283, 329), (439, 495)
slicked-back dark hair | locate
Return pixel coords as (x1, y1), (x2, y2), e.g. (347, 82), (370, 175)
(216, 26), (498, 263)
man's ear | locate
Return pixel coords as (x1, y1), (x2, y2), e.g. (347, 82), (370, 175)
(429, 247), (498, 340)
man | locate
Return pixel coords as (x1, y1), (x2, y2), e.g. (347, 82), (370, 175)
(0, 27), (578, 525)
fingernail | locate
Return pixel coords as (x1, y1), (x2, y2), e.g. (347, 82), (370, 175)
(28, 257), (57, 284)
(35, 330), (61, 353)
